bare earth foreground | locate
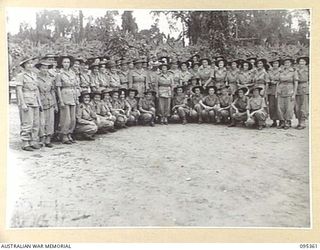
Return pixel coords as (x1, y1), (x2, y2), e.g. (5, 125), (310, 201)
(7, 104), (310, 228)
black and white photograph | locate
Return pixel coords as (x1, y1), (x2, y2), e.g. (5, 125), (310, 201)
(6, 8), (310, 228)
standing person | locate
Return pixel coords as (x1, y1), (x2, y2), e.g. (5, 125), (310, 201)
(277, 57), (299, 129)
(228, 87), (249, 127)
(138, 90), (156, 126)
(217, 86), (233, 124)
(226, 59), (240, 96)
(55, 55), (78, 144)
(214, 58), (228, 94)
(247, 56), (257, 74)
(295, 56), (309, 129)
(110, 89), (128, 128)
(237, 61), (254, 90)
(90, 90), (115, 133)
(168, 58), (181, 89)
(157, 63), (174, 125)
(97, 62), (110, 90)
(189, 54), (201, 65)
(118, 59), (130, 89)
(79, 61), (91, 92)
(246, 86), (268, 130)
(253, 58), (270, 97)
(126, 88), (140, 125)
(199, 86), (220, 123)
(147, 63), (159, 92)
(128, 58), (149, 98)
(189, 85), (204, 124)
(267, 58), (281, 127)
(189, 62), (201, 82)
(179, 61), (193, 86)
(171, 85), (190, 125)
(89, 63), (100, 92)
(16, 57), (42, 151)
(35, 61), (57, 148)
(199, 58), (214, 88)
(74, 90), (98, 140)
(72, 57), (83, 102)
(108, 61), (121, 89)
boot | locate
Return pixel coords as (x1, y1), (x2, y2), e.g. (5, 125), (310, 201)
(45, 136), (53, 148)
(31, 142), (41, 149)
(150, 117), (155, 127)
(62, 134), (72, 144)
(271, 120), (277, 127)
(22, 141), (34, 151)
(164, 117), (168, 125)
(284, 120), (290, 130)
(228, 120), (236, 127)
(278, 120), (284, 129)
(68, 134), (76, 143)
(83, 133), (95, 141)
(182, 118), (187, 125)
(298, 119), (306, 130)
(40, 136), (46, 147)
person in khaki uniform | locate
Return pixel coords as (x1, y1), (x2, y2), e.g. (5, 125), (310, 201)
(55, 55), (78, 144)
(118, 59), (130, 89)
(267, 58), (281, 127)
(168, 58), (181, 89)
(97, 62), (111, 90)
(226, 59), (240, 96)
(171, 85), (190, 125)
(217, 86), (233, 124)
(277, 57), (299, 129)
(100, 88), (117, 123)
(126, 88), (140, 125)
(295, 56), (309, 129)
(74, 90), (98, 140)
(35, 61), (57, 148)
(199, 58), (214, 88)
(199, 86), (220, 123)
(138, 90), (156, 126)
(79, 61), (91, 92)
(16, 57), (42, 151)
(128, 58), (149, 98)
(229, 87), (249, 127)
(89, 90), (115, 133)
(89, 63), (100, 92)
(179, 61), (193, 86)
(253, 58), (270, 97)
(189, 85), (204, 123)
(110, 89), (128, 128)
(213, 59), (228, 93)
(246, 86), (268, 130)
(108, 61), (121, 89)
(237, 61), (254, 90)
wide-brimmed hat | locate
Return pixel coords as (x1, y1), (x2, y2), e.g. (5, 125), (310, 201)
(173, 85), (186, 93)
(215, 58), (228, 67)
(80, 90), (91, 97)
(247, 56), (257, 61)
(89, 62), (100, 71)
(158, 56), (170, 64)
(35, 61), (53, 69)
(120, 59), (130, 66)
(42, 54), (59, 60)
(188, 76), (200, 84)
(158, 63), (170, 70)
(250, 86), (263, 94)
(127, 88), (138, 96)
(90, 90), (102, 98)
(254, 58), (268, 67)
(170, 58), (179, 65)
(296, 56), (309, 65)
(269, 58), (282, 65)
(205, 85), (218, 94)
(101, 88), (113, 97)
(144, 89), (157, 95)
(73, 56), (86, 64)
(235, 87), (249, 95)
(214, 55), (225, 60)
(107, 60), (117, 68)
(228, 59), (241, 67)
(118, 88), (127, 96)
(281, 56), (295, 65)
(19, 57), (36, 68)
(133, 58), (146, 65)
(191, 62), (201, 69)
(179, 60), (190, 68)
(57, 55), (74, 68)
(240, 60), (253, 71)
(190, 54), (201, 60)
(191, 85), (204, 94)
(110, 88), (120, 96)
(200, 58), (212, 65)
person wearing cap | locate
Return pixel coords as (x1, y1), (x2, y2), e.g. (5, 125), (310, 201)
(216, 86), (233, 124)
(126, 88), (140, 125)
(101, 88), (117, 123)
(294, 56), (309, 129)
(118, 59), (130, 89)
(189, 85), (204, 123)
(16, 57), (42, 151)
(199, 58), (214, 88)
(277, 56), (299, 129)
(157, 63), (174, 125)
(237, 61), (254, 90)
(229, 87), (250, 127)
(128, 58), (149, 98)
(55, 55), (78, 144)
(108, 60), (121, 89)
(252, 59), (270, 97)
(246, 86), (268, 130)
(171, 85), (189, 125)
(110, 89), (128, 128)
(89, 63), (100, 92)
(79, 61), (91, 92)
(138, 90), (156, 126)
(168, 58), (181, 89)
(98, 62), (111, 90)
(179, 61), (193, 86)
(213, 59), (228, 93)
(74, 90), (98, 140)
(90, 90), (115, 133)
(267, 58), (281, 127)
(199, 86), (220, 123)
(36, 61), (58, 148)
(226, 59), (240, 96)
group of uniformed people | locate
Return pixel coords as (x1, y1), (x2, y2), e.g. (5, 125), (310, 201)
(15, 52), (309, 151)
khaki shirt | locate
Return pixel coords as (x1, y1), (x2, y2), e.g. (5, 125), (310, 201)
(233, 96), (249, 112)
(80, 72), (91, 89)
(278, 67), (299, 97)
(219, 94), (233, 108)
(55, 69), (78, 105)
(296, 65), (309, 95)
(157, 73), (173, 98)
(76, 103), (97, 124)
(253, 68), (270, 88)
(199, 67), (214, 83)
(267, 68), (280, 95)
(139, 98), (155, 110)
(90, 73), (100, 89)
(37, 74), (56, 109)
(119, 70), (130, 85)
(247, 96), (267, 111)
(180, 70), (193, 85)
(109, 72), (121, 88)
(202, 94), (220, 107)
(126, 97), (138, 110)
(190, 94), (203, 108)
(16, 71), (40, 107)
(237, 70), (253, 87)
(172, 94), (188, 106)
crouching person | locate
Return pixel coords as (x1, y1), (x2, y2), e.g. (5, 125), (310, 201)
(139, 90), (156, 126)
(229, 87), (249, 127)
(101, 88), (117, 123)
(171, 86), (190, 125)
(189, 85), (204, 123)
(199, 86), (220, 123)
(90, 90), (115, 133)
(74, 90), (98, 140)
(126, 88), (140, 126)
(216, 86), (233, 124)
(245, 86), (268, 130)
(110, 89), (128, 128)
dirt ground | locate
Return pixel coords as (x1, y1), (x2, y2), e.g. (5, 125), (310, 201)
(7, 103), (310, 228)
